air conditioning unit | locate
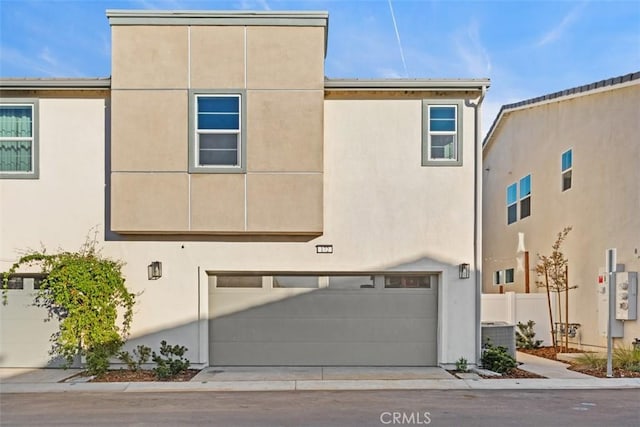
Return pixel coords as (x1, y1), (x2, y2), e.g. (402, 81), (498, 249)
(481, 322), (516, 358)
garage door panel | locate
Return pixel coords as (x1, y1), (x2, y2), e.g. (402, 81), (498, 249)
(210, 291), (436, 319)
(209, 277), (438, 366)
(210, 316), (436, 343)
(211, 341), (436, 366)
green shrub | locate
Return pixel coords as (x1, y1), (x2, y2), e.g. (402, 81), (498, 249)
(516, 320), (543, 349)
(574, 352), (606, 370)
(152, 340), (190, 380)
(86, 342), (122, 376)
(613, 346), (640, 370)
(118, 345), (152, 372)
(455, 357), (468, 372)
(2, 237), (134, 374)
(481, 344), (517, 374)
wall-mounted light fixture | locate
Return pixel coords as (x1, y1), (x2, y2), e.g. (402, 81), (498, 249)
(459, 263), (470, 279)
(148, 261), (162, 280)
(316, 244), (333, 254)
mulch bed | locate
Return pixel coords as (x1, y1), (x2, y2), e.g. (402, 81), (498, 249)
(482, 368), (545, 379)
(519, 346), (640, 378)
(449, 368), (545, 379)
(90, 369), (200, 382)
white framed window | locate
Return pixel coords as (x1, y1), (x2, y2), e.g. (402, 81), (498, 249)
(505, 268), (515, 284)
(494, 269), (514, 285)
(422, 101), (463, 166)
(561, 149), (572, 191)
(506, 183), (517, 225)
(519, 174), (531, 219)
(0, 100), (38, 179)
(189, 91), (245, 173)
(494, 270), (503, 285)
(506, 174), (531, 224)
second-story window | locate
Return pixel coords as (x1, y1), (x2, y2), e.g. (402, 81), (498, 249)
(0, 101), (38, 179)
(189, 91), (245, 173)
(422, 101), (463, 166)
(519, 174), (531, 219)
(561, 149), (572, 191)
(196, 95), (240, 167)
(506, 183), (517, 225)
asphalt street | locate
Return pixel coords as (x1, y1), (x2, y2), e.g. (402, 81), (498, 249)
(1, 389), (639, 426)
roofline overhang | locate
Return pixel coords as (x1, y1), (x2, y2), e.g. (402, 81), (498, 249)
(324, 78), (490, 92)
(0, 78), (112, 90)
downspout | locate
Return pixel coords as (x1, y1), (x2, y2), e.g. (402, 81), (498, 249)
(465, 85), (487, 366)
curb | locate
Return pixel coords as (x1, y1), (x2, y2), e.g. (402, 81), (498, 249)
(2, 378), (639, 394)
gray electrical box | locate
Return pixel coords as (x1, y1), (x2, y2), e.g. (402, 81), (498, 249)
(616, 272), (638, 320)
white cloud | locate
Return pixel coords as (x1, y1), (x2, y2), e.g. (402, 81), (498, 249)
(134, 0), (190, 9)
(535, 2), (586, 47)
(453, 19), (491, 77)
(0, 44), (80, 77)
(238, 0), (271, 10)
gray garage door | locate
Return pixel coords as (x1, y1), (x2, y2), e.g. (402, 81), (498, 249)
(208, 274), (438, 366)
(0, 275), (62, 368)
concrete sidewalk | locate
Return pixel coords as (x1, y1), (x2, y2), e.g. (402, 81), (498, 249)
(1, 354), (639, 394)
(516, 351), (594, 379)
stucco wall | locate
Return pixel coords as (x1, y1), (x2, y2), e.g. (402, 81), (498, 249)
(1, 95), (480, 366)
(109, 24), (325, 234)
(482, 82), (640, 349)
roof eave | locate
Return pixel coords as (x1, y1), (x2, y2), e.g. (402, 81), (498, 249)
(0, 78), (112, 90)
(325, 79), (490, 92)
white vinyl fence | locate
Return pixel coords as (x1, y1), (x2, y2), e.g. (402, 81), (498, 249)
(481, 291), (558, 346)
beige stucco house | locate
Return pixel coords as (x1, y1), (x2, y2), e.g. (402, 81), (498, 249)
(0, 10), (490, 368)
(482, 72), (640, 350)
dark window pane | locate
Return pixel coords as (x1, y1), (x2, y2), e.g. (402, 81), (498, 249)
(198, 112), (239, 130)
(5, 277), (24, 289)
(328, 276), (375, 289)
(494, 271), (502, 285)
(199, 133), (237, 150)
(197, 97), (239, 113)
(199, 149), (238, 166)
(562, 170), (572, 191)
(384, 275), (433, 289)
(505, 268), (514, 283)
(33, 277), (45, 289)
(430, 135), (456, 159)
(216, 276), (262, 288)
(520, 197), (531, 219)
(507, 204), (517, 224)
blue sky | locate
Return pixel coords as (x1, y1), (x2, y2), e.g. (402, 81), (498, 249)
(1, 0), (639, 131)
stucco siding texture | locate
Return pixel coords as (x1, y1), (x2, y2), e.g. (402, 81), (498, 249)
(109, 23), (325, 235)
(482, 83), (640, 348)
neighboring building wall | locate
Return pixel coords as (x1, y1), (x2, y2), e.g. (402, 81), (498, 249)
(483, 80), (640, 349)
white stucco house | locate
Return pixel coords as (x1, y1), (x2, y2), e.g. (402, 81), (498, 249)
(0, 10), (490, 369)
(482, 72), (639, 351)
